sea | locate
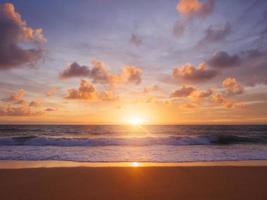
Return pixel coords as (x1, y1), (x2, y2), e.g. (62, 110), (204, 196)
(0, 125), (266, 162)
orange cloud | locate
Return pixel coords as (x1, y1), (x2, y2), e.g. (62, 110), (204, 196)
(0, 104), (43, 116)
(189, 88), (213, 102)
(46, 87), (59, 97)
(0, 3), (46, 69)
(29, 100), (42, 107)
(120, 66), (142, 85)
(45, 107), (57, 112)
(211, 87), (245, 109)
(180, 103), (197, 109)
(222, 77), (244, 96)
(170, 85), (196, 98)
(59, 60), (143, 85)
(143, 85), (160, 94)
(172, 63), (217, 83)
(211, 93), (225, 104)
(2, 89), (25, 102)
(173, 0), (214, 38)
(176, 0), (214, 18)
(0, 89), (45, 116)
(65, 79), (117, 101)
(98, 90), (118, 101)
(65, 80), (97, 100)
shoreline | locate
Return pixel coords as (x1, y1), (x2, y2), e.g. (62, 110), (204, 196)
(0, 160), (267, 169)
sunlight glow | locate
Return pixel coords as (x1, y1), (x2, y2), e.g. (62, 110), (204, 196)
(131, 162), (140, 167)
(128, 117), (144, 126)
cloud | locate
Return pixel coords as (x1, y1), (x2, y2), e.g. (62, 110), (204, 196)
(59, 60), (143, 85)
(199, 23), (231, 44)
(2, 89), (25, 102)
(170, 85), (214, 104)
(211, 93), (245, 109)
(210, 78), (245, 109)
(129, 34), (142, 47)
(173, 0), (214, 38)
(0, 104), (42, 116)
(89, 61), (142, 85)
(172, 63), (217, 83)
(0, 89), (44, 115)
(65, 79), (117, 101)
(89, 60), (113, 84)
(205, 49), (267, 86)
(0, 3), (46, 70)
(189, 88), (213, 102)
(173, 20), (186, 38)
(180, 103), (197, 109)
(211, 93), (225, 104)
(176, 0), (214, 19)
(143, 85), (160, 94)
(59, 62), (91, 79)
(46, 87), (59, 97)
(207, 51), (241, 68)
(65, 80), (97, 100)
(170, 85), (196, 98)
(203, 48), (267, 86)
(222, 77), (244, 96)
(45, 107), (57, 112)
(98, 90), (118, 101)
(29, 100), (42, 107)
(120, 66), (142, 84)
(2, 89), (43, 106)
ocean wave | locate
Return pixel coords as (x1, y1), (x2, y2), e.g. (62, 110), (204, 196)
(0, 135), (266, 147)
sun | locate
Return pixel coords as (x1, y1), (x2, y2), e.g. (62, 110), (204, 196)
(131, 162), (140, 167)
(128, 117), (144, 126)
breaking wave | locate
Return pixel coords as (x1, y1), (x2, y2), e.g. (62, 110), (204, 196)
(0, 134), (266, 147)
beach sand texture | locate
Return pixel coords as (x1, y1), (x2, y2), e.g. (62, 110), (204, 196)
(0, 165), (267, 200)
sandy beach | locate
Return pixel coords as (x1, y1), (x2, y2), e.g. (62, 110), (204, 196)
(0, 161), (267, 200)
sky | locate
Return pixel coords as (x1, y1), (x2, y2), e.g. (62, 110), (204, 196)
(0, 0), (267, 124)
